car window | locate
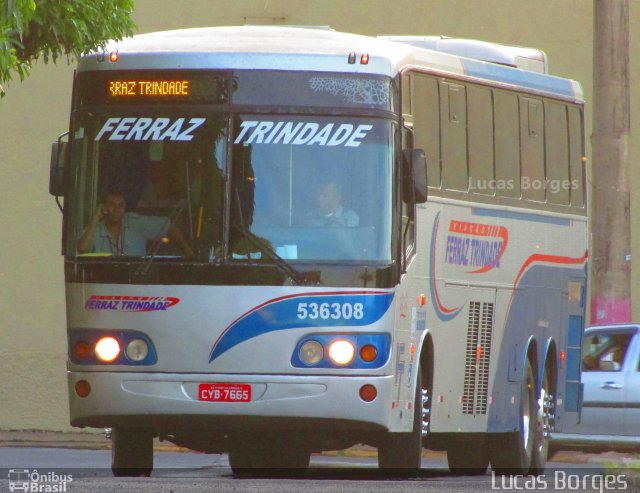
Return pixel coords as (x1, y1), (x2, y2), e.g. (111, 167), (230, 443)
(582, 332), (633, 372)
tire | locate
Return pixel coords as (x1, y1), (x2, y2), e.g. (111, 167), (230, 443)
(111, 428), (153, 477)
(447, 443), (489, 476)
(229, 436), (310, 477)
(530, 366), (554, 475)
(378, 368), (427, 476)
(489, 358), (537, 475)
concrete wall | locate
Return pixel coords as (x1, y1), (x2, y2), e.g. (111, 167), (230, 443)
(0, 0), (636, 431)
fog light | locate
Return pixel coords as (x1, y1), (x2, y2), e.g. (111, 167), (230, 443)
(359, 384), (377, 402)
(95, 337), (120, 362)
(299, 340), (324, 365)
(126, 339), (149, 362)
(328, 340), (355, 365)
(75, 380), (91, 398)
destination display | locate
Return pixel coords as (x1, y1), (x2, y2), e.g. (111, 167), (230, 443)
(76, 70), (396, 110)
(76, 70), (226, 105)
(109, 80), (191, 97)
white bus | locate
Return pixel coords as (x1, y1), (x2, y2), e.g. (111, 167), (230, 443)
(51, 26), (587, 476)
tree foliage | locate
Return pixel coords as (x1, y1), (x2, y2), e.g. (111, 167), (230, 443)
(0, 0), (136, 95)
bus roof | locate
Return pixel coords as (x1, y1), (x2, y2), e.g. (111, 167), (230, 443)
(83, 26), (583, 102)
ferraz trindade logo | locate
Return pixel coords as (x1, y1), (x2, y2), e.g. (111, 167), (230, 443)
(7, 469), (73, 492)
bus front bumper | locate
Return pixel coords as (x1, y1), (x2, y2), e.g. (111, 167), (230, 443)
(68, 371), (397, 432)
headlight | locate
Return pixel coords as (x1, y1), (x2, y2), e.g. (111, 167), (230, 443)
(291, 333), (391, 369)
(328, 340), (356, 365)
(70, 330), (157, 365)
(299, 340), (324, 365)
(95, 337), (121, 362)
(125, 339), (149, 362)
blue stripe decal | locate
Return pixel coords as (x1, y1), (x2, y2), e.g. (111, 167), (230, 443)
(565, 382), (581, 413)
(209, 292), (394, 362)
(461, 59), (577, 100)
(472, 208), (572, 226)
(429, 212), (464, 321)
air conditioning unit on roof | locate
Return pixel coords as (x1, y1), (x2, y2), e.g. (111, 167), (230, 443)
(379, 35), (548, 74)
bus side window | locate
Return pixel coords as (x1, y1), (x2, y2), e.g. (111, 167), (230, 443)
(568, 106), (585, 208)
(520, 98), (545, 202)
(401, 72), (411, 116)
(545, 101), (570, 205)
(494, 91), (521, 199)
(412, 74), (441, 189)
(468, 85), (495, 195)
(440, 81), (468, 192)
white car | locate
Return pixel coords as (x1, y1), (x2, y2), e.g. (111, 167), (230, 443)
(552, 324), (640, 451)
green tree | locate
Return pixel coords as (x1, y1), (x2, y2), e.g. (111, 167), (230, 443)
(0, 0), (135, 96)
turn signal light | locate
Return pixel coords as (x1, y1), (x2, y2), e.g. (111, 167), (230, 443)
(74, 341), (92, 359)
(359, 344), (378, 362)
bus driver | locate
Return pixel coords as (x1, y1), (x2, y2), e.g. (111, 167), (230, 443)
(306, 182), (359, 227)
(77, 190), (194, 257)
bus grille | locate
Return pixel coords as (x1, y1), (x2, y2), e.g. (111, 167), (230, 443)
(462, 301), (494, 415)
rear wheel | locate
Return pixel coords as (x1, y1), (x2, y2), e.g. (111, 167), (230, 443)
(489, 358), (536, 475)
(111, 428), (153, 477)
(378, 369), (428, 476)
(531, 366), (554, 475)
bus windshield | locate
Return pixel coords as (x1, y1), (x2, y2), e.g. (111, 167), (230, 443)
(65, 111), (394, 263)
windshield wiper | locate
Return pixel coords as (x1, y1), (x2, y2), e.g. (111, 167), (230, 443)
(231, 185), (315, 286)
(135, 199), (188, 277)
(231, 224), (316, 286)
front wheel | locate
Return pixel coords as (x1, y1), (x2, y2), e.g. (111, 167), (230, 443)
(378, 369), (428, 476)
(111, 428), (153, 477)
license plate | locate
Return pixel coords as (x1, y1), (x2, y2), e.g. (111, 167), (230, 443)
(198, 383), (251, 402)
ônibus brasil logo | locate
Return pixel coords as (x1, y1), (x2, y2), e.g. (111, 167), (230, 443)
(84, 295), (180, 312)
(8, 469), (73, 492)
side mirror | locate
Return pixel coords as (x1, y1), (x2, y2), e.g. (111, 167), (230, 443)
(49, 138), (68, 197)
(402, 149), (428, 204)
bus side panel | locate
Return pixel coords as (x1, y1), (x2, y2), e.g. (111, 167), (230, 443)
(486, 264), (587, 433)
(385, 255), (430, 433)
(416, 201), (586, 435)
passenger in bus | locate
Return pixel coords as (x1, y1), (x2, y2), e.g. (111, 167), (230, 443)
(306, 182), (359, 227)
(77, 190), (194, 257)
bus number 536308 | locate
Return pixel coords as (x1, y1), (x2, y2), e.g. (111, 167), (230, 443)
(297, 302), (364, 320)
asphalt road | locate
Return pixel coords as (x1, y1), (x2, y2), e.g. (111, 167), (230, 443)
(2, 447), (638, 493)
